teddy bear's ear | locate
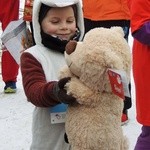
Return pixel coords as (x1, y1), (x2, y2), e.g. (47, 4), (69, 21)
(65, 40), (77, 55)
(111, 26), (124, 37)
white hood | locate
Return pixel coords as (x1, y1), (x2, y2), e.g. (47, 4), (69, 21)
(32, 0), (84, 46)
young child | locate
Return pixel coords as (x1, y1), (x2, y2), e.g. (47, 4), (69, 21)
(128, 0), (150, 149)
(20, 0), (84, 149)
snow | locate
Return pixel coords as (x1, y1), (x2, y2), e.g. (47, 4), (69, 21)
(0, 77), (33, 150)
(0, 0), (141, 149)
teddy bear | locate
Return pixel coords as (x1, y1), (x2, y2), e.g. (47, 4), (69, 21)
(59, 27), (131, 150)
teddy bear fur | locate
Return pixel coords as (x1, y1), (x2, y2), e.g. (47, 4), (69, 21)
(59, 27), (131, 150)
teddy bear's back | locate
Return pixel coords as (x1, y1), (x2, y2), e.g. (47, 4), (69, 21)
(65, 93), (124, 149)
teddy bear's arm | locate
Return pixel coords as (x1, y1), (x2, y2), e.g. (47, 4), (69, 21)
(59, 65), (74, 79)
(66, 77), (100, 107)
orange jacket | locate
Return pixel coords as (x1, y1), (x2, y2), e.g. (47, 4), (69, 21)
(82, 0), (130, 21)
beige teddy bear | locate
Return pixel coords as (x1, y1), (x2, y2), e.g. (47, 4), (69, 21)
(59, 27), (131, 150)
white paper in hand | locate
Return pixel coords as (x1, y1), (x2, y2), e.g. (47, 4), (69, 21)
(1, 18), (27, 65)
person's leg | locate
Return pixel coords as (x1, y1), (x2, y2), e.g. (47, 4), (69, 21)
(1, 0), (19, 93)
(134, 126), (150, 150)
(121, 83), (132, 124)
(2, 47), (19, 82)
(122, 26), (130, 41)
(122, 26), (132, 124)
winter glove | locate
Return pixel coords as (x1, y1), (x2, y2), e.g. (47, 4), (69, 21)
(53, 77), (77, 105)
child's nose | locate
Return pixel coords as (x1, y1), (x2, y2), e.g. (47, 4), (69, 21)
(60, 22), (68, 29)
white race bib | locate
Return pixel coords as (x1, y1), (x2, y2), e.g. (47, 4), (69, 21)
(50, 103), (68, 124)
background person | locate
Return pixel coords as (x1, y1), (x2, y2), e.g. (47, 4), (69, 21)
(0, 0), (19, 93)
(128, 0), (150, 149)
(82, 0), (131, 125)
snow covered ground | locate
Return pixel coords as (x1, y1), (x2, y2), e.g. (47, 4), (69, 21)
(0, 0), (141, 149)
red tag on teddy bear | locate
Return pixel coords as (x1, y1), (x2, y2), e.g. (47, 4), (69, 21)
(107, 69), (125, 99)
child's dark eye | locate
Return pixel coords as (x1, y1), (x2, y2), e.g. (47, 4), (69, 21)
(67, 20), (75, 23)
(51, 21), (59, 24)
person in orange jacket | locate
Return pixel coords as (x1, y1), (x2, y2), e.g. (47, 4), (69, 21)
(82, 0), (131, 125)
(129, 0), (150, 149)
(0, 0), (19, 93)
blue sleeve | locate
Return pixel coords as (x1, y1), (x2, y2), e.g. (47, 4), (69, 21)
(132, 21), (150, 46)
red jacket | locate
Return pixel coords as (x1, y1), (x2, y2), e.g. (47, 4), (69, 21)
(129, 0), (150, 126)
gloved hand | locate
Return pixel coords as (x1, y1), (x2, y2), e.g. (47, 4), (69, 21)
(53, 77), (77, 105)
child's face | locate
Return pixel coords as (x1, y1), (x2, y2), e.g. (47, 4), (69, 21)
(41, 6), (77, 41)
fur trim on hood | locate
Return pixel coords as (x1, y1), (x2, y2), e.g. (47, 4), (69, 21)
(32, 0), (84, 46)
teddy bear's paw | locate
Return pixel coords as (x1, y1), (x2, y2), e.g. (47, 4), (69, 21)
(66, 78), (98, 106)
(59, 65), (73, 79)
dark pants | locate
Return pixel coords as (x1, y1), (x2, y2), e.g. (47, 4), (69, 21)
(134, 126), (150, 150)
(84, 18), (132, 111)
(84, 18), (130, 41)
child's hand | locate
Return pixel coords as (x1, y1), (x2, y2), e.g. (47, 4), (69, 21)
(53, 77), (77, 105)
